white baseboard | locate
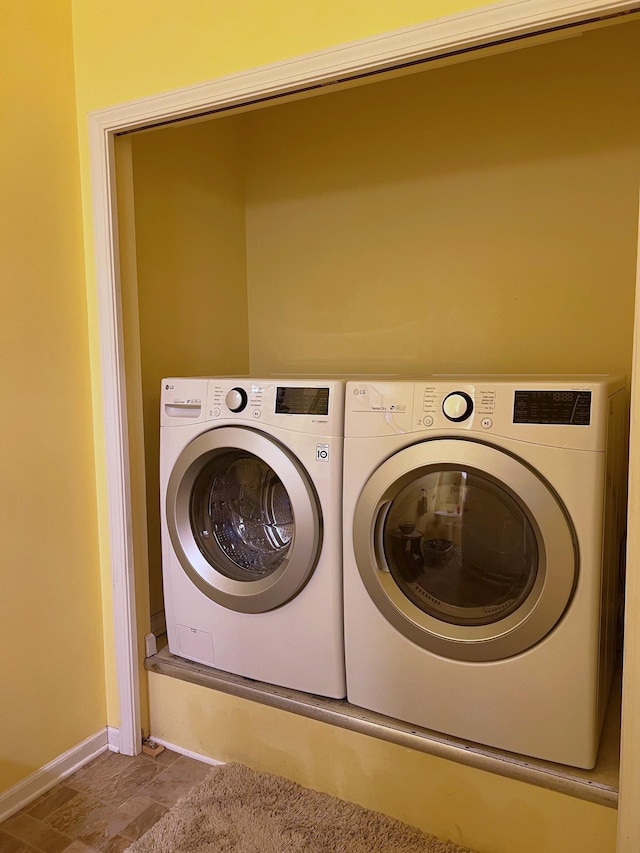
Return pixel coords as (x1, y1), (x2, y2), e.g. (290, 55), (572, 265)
(107, 726), (121, 753)
(149, 736), (224, 767)
(0, 729), (114, 823)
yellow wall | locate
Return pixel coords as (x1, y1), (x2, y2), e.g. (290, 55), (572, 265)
(0, 0), (106, 792)
(149, 672), (618, 853)
(71, 0), (488, 110)
(130, 121), (251, 617)
(244, 22), (640, 376)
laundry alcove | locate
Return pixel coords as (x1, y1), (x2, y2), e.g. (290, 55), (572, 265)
(103, 11), (640, 853)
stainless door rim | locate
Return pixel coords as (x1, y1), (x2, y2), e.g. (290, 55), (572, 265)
(166, 426), (322, 613)
(353, 437), (578, 661)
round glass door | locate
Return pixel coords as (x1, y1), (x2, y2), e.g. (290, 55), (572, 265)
(190, 450), (294, 582)
(166, 426), (322, 613)
(383, 470), (538, 626)
(353, 439), (577, 661)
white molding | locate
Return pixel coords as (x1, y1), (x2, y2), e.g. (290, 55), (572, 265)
(148, 737), (224, 767)
(0, 730), (110, 822)
(89, 0), (639, 135)
(616, 193), (640, 851)
(89, 120), (141, 759)
(86, 0), (639, 838)
(107, 726), (121, 752)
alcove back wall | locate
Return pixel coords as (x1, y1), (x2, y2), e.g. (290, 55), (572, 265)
(244, 21), (640, 376)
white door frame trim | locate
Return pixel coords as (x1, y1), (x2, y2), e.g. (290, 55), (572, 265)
(87, 0), (640, 845)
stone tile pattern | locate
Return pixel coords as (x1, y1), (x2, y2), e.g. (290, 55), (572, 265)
(0, 749), (211, 852)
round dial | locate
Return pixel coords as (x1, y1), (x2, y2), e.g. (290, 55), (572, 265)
(225, 387), (248, 413)
(442, 391), (474, 422)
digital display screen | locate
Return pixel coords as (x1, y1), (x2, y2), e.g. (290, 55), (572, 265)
(275, 387), (330, 415)
(513, 390), (591, 425)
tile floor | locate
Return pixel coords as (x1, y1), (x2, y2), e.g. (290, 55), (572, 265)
(0, 748), (211, 852)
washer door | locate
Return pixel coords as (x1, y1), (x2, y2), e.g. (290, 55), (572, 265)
(166, 426), (322, 613)
(353, 438), (578, 661)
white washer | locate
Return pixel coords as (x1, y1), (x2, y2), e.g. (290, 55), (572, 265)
(160, 377), (346, 698)
(343, 376), (627, 768)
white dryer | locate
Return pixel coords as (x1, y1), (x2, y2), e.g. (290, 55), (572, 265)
(343, 376), (627, 768)
(160, 377), (346, 698)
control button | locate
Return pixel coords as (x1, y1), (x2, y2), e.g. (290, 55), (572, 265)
(252, 409), (261, 418)
(213, 407), (221, 418)
(481, 417), (493, 429)
(225, 387), (248, 413)
(423, 416), (434, 427)
(443, 391), (474, 422)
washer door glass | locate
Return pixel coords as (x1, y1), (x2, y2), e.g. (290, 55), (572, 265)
(354, 438), (577, 661)
(383, 470), (538, 626)
(166, 427), (322, 613)
(190, 451), (294, 581)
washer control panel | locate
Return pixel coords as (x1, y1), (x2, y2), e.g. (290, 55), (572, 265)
(161, 377), (345, 435)
(225, 387), (249, 413)
(208, 382), (264, 420)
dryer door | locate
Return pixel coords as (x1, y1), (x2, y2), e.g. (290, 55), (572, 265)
(166, 426), (322, 613)
(353, 438), (577, 661)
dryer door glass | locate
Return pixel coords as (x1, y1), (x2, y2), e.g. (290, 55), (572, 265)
(382, 470), (538, 626)
(353, 438), (577, 661)
(190, 450), (294, 581)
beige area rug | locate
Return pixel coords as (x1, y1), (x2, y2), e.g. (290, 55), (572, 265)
(125, 762), (478, 853)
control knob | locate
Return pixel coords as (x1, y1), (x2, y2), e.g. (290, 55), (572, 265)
(443, 391), (474, 422)
(225, 387), (248, 413)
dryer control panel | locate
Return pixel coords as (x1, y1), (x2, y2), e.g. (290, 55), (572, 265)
(345, 375), (624, 451)
(418, 382), (495, 431)
(513, 389), (591, 425)
(346, 381), (414, 436)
